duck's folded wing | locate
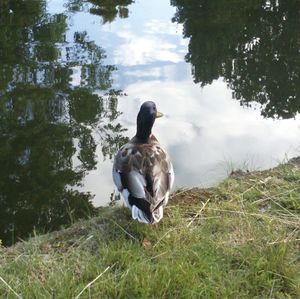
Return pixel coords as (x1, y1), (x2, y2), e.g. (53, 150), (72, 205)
(146, 153), (174, 210)
(120, 169), (147, 199)
(114, 165), (154, 221)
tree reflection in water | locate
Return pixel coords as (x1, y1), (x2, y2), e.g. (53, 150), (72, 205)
(0, 0), (128, 245)
(67, 0), (135, 24)
(171, 0), (300, 119)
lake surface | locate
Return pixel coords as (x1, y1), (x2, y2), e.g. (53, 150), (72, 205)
(1, 0), (300, 245)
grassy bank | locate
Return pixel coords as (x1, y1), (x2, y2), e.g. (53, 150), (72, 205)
(1, 159), (300, 298)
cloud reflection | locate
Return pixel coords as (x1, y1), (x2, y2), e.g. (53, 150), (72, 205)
(117, 64), (300, 189)
(114, 30), (184, 66)
(73, 0), (300, 206)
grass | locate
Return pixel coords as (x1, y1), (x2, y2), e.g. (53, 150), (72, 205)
(0, 158), (300, 298)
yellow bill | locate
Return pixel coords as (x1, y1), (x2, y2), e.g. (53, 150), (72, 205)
(156, 111), (164, 118)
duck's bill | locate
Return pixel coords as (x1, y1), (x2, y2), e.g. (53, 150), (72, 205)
(156, 111), (164, 118)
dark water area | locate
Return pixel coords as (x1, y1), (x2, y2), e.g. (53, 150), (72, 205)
(0, 0), (299, 245)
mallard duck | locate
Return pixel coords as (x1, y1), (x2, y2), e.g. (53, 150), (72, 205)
(112, 101), (174, 224)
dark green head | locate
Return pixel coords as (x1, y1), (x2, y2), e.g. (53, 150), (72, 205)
(136, 101), (163, 141)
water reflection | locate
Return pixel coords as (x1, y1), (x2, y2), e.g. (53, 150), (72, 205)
(67, 0), (134, 23)
(171, 0), (300, 119)
(0, 0), (127, 245)
(99, 0), (299, 196)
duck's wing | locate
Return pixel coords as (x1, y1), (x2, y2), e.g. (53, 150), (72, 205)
(112, 143), (147, 211)
(113, 143), (147, 197)
(143, 144), (174, 209)
(112, 141), (174, 223)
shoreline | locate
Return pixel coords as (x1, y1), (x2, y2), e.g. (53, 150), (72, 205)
(1, 157), (299, 297)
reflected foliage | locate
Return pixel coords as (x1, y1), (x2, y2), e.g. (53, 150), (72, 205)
(171, 0), (300, 118)
(0, 0), (127, 245)
(68, 0), (134, 23)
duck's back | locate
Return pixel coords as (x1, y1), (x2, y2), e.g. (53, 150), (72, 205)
(113, 135), (174, 223)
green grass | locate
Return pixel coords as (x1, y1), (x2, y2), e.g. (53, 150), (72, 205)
(0, 158), (300, 298)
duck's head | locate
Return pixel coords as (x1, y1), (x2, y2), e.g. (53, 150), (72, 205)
(136, 101), (163, 141)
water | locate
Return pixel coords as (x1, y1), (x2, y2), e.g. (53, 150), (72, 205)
(1, 0), (299, 245)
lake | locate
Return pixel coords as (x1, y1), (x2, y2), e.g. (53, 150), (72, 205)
(1, 0), (300, 245)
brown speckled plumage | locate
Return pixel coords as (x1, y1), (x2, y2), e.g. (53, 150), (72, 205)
(112, 101), (174, 224)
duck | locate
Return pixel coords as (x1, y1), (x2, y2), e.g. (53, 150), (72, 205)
(112, 101), (174, 224)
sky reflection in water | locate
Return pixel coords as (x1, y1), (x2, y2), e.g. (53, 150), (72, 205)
(75, 0), (300, 205)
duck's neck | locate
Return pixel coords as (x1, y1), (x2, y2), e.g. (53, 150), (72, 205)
(135, 115), (155, 143)
(136, 125), (152, 142)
